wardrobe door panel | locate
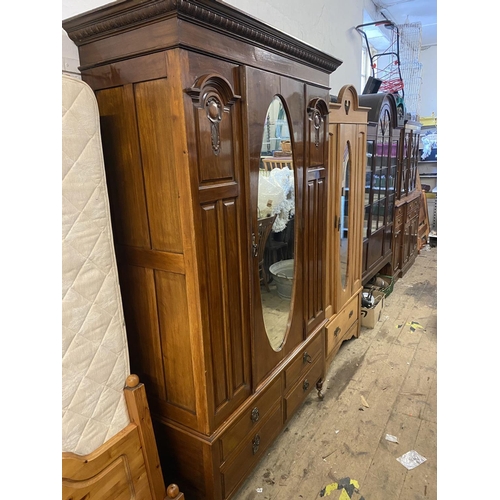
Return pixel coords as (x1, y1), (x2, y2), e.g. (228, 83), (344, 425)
(304, 91), (329, 335)
(246, 68), (284, 386)
(352, 128), (366, 293)
(245, 67), (306, 386)
(305, 171), (326, 331)
(200, 201), (249, 419)
(185, 67), (251, 428)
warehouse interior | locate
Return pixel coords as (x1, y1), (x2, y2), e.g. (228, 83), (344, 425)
(5, 1), (500, 499)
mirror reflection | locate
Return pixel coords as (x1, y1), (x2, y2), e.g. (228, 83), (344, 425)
(340, 142), (351, 288)
(257, 96), (296, 351)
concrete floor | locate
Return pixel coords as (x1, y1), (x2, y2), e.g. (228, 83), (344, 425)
(233, 246), (437, 500)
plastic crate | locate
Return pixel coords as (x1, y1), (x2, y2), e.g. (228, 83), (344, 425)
(377, 274), (394, 297)
(368, 274), (394, 298)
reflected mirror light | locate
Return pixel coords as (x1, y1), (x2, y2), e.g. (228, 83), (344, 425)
(340, 142), (351, 289)
(257, 96), (296, 351)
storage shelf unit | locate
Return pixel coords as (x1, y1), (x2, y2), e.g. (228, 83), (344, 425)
(417, 120), (437, 237)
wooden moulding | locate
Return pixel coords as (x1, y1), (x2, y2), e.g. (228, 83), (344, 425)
(62, 374), (185, 500)
(62, 0), (342, 75)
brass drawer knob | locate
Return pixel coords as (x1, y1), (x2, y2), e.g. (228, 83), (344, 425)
(303, 352), (312, 364)
(252, 434), (261, 454)
(251, 407), (259, 423)
(334, 326), (341, 337)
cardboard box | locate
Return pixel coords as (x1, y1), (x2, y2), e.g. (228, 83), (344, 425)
(361, 290), (385, 328)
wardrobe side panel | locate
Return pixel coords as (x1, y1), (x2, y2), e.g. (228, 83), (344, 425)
(134, 79), (183, 253)
(96, 86), (150, 249)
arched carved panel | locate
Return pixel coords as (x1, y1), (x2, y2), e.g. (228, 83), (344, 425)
(307, 97), (329, 166)
(186, 74), (241, 185)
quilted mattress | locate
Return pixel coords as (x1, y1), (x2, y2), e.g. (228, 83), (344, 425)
(62, 74), (130, 455)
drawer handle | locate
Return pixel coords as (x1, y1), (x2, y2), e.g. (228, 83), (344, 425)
(349, 310), (353, 318)
(303, 379), (310, 391)
(334, 326), (341, 337)
(252, 434), (260, 455)
(251, 407), (259, 423)
(303, 352), (312, 364)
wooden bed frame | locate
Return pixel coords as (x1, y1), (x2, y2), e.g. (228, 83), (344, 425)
(62, 375), (185, 500)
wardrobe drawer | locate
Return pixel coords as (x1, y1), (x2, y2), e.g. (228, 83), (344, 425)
(326, 320), (358, 364)
(220, 403), (282, 499)
(407, 198), (420, 220)
(284, 332), (323, 390)
(394, 206), (404, 228)
(326, 294), (359, 358)
(284, 355), (323, 420)
(219, 375), (281, 462)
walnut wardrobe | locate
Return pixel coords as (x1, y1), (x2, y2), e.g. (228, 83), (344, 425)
(63, 1), (341, 499)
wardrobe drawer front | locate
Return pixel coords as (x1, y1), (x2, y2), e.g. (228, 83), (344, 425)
(284, 332), (323, 390)
(407, 198), (420, 220)
(326, 295), (359, 357)
(220, 404), (282, 499)
(284, 355), (323, 420)
(219, 376), (281, 462)
(394, 206), (404, 228)
(327, 321), (358, 363)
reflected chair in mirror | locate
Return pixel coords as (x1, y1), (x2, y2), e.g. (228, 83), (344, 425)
(262, 158), (293, 171)
(257, 214), (277, 291)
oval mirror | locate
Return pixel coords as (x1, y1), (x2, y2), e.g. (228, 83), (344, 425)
(340, 141), (351, 289)
(257, 96), (295, 351)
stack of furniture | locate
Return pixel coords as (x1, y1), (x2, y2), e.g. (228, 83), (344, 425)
(63, 1), (342, 499)
(358, 93), (422, 285)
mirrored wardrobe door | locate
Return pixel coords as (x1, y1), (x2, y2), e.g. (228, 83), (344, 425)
(257, 96), (296, 352)
(339, 140), (351, 291)
(245, 66), (306, 387)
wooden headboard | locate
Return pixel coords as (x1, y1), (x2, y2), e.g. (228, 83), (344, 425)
(62, 375), (185, 500)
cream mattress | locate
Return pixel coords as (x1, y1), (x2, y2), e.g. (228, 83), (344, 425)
(62, 74), (130, 455)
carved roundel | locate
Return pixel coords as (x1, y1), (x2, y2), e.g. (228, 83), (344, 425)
(206, 96), (222, 123)
(313, 111), (322, 130)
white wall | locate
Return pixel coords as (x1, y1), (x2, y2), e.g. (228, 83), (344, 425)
(221, 0), (369, 94)
(61, 0), (435, 109)
(419, 45), (437, 118)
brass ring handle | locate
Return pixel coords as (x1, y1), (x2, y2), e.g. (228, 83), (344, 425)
(334, 326), (341, 337)
(303, 379), (310, 391)
(303, 352), (312, 364)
